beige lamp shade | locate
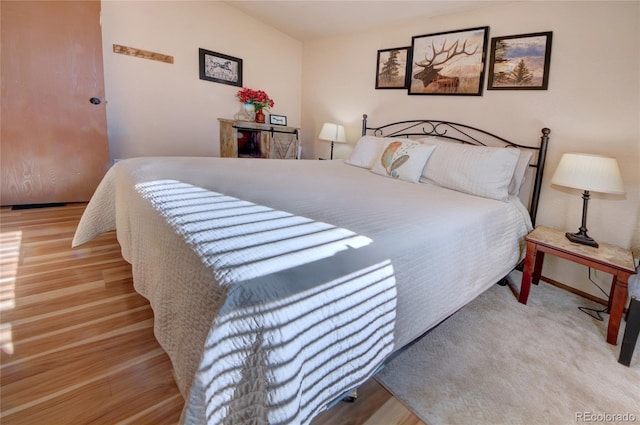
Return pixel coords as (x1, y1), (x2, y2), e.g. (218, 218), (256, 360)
(551, 153), (625, 195)
(318, 123), (346, 143)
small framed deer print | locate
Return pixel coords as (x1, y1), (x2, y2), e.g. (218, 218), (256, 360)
(408, 26), (489, 96)
(487, 32), (553, 90)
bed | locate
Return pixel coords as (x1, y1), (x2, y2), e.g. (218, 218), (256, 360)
(72, 115), (550, 425)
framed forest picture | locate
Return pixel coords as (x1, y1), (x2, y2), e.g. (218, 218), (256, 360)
(375, 47), (411, 89)
(487, 31), (553, 90)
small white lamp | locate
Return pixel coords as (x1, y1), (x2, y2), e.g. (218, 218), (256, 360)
(551, 153), (625, 247)
(318, 123), (346, 160)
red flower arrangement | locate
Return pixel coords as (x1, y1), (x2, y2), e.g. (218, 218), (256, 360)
(236, 88), (274, 111)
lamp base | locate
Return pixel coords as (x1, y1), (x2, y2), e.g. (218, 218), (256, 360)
(565, 231), (599, 248)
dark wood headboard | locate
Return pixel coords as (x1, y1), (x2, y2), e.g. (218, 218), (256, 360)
(361, 114), (550, 226)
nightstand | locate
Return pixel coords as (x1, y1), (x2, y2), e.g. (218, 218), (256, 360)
(519, 225), (637, 345)
(619, 274), (639, 366)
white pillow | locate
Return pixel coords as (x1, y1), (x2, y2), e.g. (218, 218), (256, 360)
(422, 143), (519, 201)
(418, 140), (532, 196)
(345, 136), (387, 169)
(415, 136), (442, 146)
(371, 140), (436, 183)
(509, 149), (533, 196)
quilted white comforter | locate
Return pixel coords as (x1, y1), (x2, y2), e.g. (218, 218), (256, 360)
(73, 157), (532, 424)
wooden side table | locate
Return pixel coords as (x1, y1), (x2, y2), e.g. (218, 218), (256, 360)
(218, 118), (300, 159)
(519, 226), (637, 345)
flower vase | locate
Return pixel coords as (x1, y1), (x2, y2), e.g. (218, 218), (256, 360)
(255, 108), (265, 123)
(234, 102), (255, 121)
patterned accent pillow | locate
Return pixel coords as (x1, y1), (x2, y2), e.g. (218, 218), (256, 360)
(370, 140), (436, 183)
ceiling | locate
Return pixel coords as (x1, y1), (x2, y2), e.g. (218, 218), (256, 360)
(224, 1), (508, 42)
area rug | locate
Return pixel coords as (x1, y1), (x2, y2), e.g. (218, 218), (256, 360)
(375, 271), (640, 425)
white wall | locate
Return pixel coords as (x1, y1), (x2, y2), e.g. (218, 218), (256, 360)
(302, 1), (640, 298)
(100, 1), (638, 297)
(101, 0), (302, 159)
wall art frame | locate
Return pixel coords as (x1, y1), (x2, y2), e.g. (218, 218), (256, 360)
(269, 114), (287, 126)
(199, 48), (243, 87)
(487, 31), (553, 90)
(375, 46), (411, 89)
(408, 26), (489, 96)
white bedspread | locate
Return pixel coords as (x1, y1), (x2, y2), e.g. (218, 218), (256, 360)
(73, 157), (532, 424)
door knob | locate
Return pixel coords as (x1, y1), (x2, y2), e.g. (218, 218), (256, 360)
(89, 97), (101, 105)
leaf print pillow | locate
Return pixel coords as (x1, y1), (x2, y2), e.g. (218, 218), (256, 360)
(370, 140), (436, 183)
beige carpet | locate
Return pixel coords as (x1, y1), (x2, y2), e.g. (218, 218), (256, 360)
(376, 271), (640, 425)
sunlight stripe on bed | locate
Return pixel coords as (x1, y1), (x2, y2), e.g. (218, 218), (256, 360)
(134, 179), (398, 425)
(136, 180), (374, 284)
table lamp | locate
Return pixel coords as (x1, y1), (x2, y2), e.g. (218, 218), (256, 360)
(318, 123), (346, 160)
(551, 152), (624, 248)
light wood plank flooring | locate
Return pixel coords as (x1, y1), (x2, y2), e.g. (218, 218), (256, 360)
(0, 204), (423, 424)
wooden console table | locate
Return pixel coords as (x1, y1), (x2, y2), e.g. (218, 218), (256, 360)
(219, 118), (299, 159)
(519, 226), (636, 345)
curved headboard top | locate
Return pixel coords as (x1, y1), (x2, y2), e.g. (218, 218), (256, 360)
(361, 114), (550, 226)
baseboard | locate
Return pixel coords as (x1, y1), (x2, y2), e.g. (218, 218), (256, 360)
(540, 275), (609, 306)
(12, 203), (66, 210)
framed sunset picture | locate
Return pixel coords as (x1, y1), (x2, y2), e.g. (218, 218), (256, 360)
(487, 32), (553, 90)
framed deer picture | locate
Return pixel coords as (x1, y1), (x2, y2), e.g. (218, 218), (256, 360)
(375, 46), (411, 89)
(408, 26), (489, 96)
(199, 48), (243, 87)
(487, 32), (553, 90)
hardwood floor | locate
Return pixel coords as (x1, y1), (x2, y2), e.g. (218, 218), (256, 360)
(0, 204), (424, 425)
